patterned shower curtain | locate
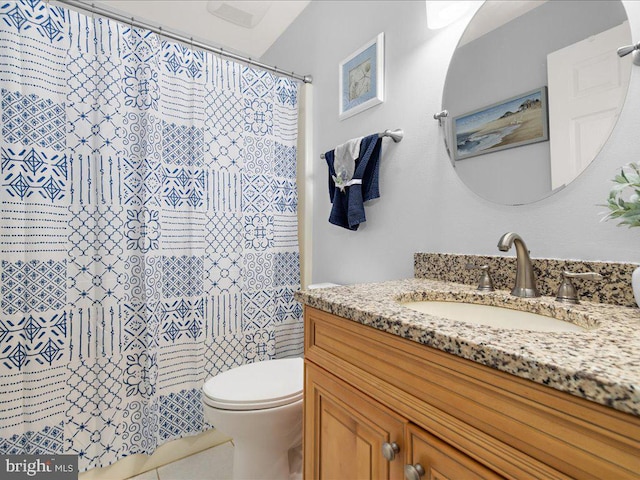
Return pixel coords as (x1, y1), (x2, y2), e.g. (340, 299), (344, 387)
(0, 0), (302, 471)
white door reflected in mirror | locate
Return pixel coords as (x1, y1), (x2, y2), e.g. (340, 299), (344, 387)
(548, 22), (631, 190)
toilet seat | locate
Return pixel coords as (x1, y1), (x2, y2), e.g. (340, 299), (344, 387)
(202, 358), (303, 411)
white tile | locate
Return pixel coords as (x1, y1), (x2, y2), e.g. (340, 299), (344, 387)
(125, 470), (158, 480)
(157, 442), (234, 480)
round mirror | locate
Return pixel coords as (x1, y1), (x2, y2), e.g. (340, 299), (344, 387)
(442, 0), (632, 205)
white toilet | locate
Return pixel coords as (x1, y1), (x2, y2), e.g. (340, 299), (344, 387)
(202, 357), (304, 480)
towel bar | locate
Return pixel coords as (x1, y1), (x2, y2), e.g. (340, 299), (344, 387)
(320, 129), (404, 159)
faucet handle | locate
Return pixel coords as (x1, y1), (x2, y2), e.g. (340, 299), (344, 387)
(465, 263), (494, 292)
(555, 271), (603, 304)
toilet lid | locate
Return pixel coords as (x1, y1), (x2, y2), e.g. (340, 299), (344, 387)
(202, 358), (303, 411)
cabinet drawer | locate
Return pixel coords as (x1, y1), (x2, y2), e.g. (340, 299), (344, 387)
(305, 306), (640, 479)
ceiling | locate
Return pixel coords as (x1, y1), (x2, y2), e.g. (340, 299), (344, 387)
(459, 0), (548, 46)
(81, 1), (550, 62)
(91, 0), (310, 58)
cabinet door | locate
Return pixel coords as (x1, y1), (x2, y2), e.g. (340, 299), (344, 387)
(405, 424), (504, 480)
(305, 361), (406, 480)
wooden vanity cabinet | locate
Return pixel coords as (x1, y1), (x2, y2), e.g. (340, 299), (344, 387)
(306, 361), (503, 480)
(303, 306), (640, 480)
(305, 362), (406, 480)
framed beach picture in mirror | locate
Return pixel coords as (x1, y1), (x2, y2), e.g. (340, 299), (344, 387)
(339, 33), (384, 120)
(453, 87), (549, 161)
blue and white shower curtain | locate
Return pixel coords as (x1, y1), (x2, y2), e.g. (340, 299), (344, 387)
(0, 0), (302, 471)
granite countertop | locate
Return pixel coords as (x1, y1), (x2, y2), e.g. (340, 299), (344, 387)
(295, 278), (640, 417)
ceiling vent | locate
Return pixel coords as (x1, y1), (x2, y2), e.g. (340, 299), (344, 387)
(206, 1), (272, 28)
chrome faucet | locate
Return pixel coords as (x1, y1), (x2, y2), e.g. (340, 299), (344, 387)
(497, 232), (540, 298)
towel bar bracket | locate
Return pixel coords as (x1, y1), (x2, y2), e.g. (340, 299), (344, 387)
(381, 129), (404, 143)
(433, 110), (448, 126)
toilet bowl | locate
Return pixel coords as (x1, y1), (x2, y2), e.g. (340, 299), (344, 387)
(202, 358), (303, 480)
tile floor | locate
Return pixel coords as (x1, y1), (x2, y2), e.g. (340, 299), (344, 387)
(126, 441), (234, 480)
(125, 441), (302, 480)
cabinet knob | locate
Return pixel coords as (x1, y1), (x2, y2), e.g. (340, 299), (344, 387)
(381, 441), (400, 461)
(404, 463), (426, 480)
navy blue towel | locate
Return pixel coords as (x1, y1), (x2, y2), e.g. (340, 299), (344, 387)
(325, 134), (382, 230)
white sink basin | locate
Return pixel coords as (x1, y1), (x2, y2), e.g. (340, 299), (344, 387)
(402, 301), (587, 332)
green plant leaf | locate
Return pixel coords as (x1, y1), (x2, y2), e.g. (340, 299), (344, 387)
(602, 162), (640, 229)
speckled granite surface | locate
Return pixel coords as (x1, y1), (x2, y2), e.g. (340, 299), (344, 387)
(415, 253), (640, 308)
(295, 278), (640, 416)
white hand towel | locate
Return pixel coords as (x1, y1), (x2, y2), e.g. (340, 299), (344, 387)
(333, 137), (362, 191)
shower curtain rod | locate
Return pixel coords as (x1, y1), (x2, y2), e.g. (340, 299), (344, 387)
(54, 0), (313, 84)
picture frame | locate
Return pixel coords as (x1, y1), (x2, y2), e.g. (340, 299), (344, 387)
(338, 33), (384, 120)
(452, 87), (549, 161)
